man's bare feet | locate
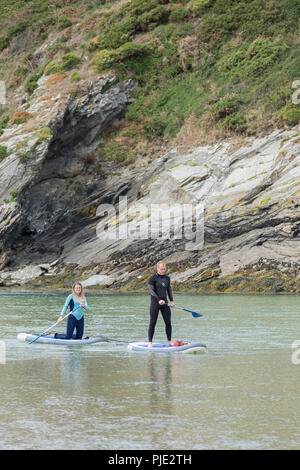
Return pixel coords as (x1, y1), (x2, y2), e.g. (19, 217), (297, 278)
(148, 342), (153, 348)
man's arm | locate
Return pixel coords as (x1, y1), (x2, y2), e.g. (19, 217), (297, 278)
(148, 276), (159, 299)
(167, 277), (174, 303)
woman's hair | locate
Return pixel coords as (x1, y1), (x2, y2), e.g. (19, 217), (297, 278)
(72, 281), (84, 302)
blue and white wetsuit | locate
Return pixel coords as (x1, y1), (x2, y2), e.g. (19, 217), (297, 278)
(55, 294), (88, 340)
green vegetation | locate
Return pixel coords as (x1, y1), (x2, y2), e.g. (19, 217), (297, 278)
(0, 115), (9, 136)
(61, 53), (81, 71)
(35, 126), (53, 140)
(57, 15), (72, 30)
(0, 0), (299, 150)
(10, 189), (18, 199)
(18, 151), (30, 164)
(218, 39), (289, 81)
(96, 0), (170, 50)
(26, 72), (43, 94)
(149, 176), (158, 183)
(278, 104), (300, 125)
(100, 139), (136, 165)
(260, 196), (270, 205)
(91, 0), (299, 140)
(44, 53), (80, 75)
(0, 145), (9, 162)
(70, 71), (81, 82)
(93, 42), (150, 72)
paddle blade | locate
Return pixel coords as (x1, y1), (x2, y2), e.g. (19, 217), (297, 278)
(181, 307), (203, 317)
(191, 312), (202, 318)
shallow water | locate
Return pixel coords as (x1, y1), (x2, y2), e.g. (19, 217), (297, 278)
(0, 292), (299, 449)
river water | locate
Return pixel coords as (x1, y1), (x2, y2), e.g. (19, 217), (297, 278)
(0, 292), (299, 450)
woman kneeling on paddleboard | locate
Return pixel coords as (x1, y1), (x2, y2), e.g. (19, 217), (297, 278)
(53, 282), (88, 340)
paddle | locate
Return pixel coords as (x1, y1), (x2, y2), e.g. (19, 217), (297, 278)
(165, 302), (203, 318)
(29, 304), (82, 344)
(97, 335), (130, 344)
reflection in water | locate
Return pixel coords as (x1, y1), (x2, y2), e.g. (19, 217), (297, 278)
(147, 354), (179, 415)
(60, 350), (86, 395)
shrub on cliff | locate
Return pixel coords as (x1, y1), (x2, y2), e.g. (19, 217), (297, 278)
(98, 18), (140, 50)
(26, 70), (44, 94)
(278, 104), (300, 125)
(44, 53), (81, 75)
(0, 116), (9, 136)
(61, 53), (81, 70)
(44, 60), (62, 75)
(218, 39), (290, 82)
(93, 42), (150, 72)
(0, 145), (9, 162)
(138, 5), (170, 31)
(57, 15), (72, 30)
(97, 1), (170, 50)
(210, 95), (243, 120)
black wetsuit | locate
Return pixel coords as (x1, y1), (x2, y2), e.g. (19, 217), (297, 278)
(148, 273), (174, 342)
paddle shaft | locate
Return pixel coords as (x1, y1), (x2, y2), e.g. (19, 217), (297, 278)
(165, 302), (203, 318)
(98, 336), (130, 344)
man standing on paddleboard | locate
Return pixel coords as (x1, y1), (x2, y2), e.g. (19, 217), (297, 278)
(148, 261), (175, 347)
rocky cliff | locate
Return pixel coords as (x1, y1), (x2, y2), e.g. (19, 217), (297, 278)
(0, 70), (299, 293)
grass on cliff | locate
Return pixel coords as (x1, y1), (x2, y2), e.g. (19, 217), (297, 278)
(0, 0), (299, 162)
(114, 0), (300, 140)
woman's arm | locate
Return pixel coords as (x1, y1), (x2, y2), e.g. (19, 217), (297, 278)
(59, 294), (72, 319)
(82, 297), (88, 310)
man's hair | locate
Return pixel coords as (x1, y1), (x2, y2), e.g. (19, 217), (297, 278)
(157, 261), (166, 268)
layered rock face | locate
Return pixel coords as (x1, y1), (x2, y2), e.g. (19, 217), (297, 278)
(0, 74), (136, 274)
(0, 74), (300, 293)
(73, 127), (300, 294)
